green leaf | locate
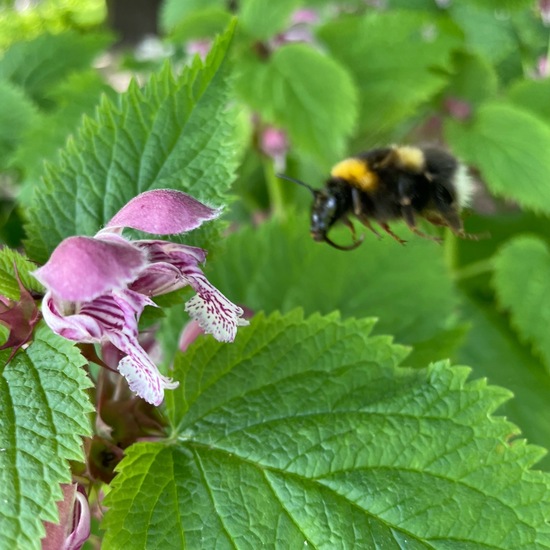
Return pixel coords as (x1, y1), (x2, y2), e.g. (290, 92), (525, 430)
(208, 213), (459, 355)
(103, 311), (550, 549)
(25, 22), (238, 263)
(0, 248), (42, 300)
(457, 292), (550, 471)
(167, 7), (232, 43)
(492, 235), (550, 372)
(14, 70), (116, 199)
(236, 43), (357, 165)
(0, 80), (37, 166)
(508, 78), (550, 126)
(445, 51), (498, 104)
(318, 10), (461, 140)
(460, 0), (533, 10)
(445, 101), (550, 215)
(0, 31), (112, 108)
(159, 0), (225, 33)
(0, 324), (93, 550)
(448, 4), (517, 63)
(239, 0), (300, 40)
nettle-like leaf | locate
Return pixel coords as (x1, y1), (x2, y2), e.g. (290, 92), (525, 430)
(25, 21), (238, 264)
(0, 324), (93, 550)
(492, 235), (550, 373)
(0, 31), (111, 108)
(445, 101), (550, 215)
(235, 43), (357, 165)
(0, 248), (42, 300)
(318, 10), (461, 140)
(458, 293), (550, 470)
(102, 311), (550, 548)
(207, 214), (459, 361)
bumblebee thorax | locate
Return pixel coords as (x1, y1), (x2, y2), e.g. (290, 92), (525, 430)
(330, 158), (378, 192)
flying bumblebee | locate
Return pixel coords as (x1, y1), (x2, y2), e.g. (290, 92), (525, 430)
(278, 145), (479, 250)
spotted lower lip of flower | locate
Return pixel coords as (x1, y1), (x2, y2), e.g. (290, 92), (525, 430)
(41, 289), (178, 406)
(33, 189), (248, 405)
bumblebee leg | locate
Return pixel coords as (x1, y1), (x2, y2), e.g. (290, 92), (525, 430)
(379, 222), (407, 245)
(351, 188), (382, 239)
(424, 212), (489, 241)
(401, 205), (442, 243)
(342, 216), (365, 247)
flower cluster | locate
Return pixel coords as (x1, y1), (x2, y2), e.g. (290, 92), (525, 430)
(33, 189), (248, 406)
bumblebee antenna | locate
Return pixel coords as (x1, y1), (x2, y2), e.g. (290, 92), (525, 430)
(276, 173), (317, 195)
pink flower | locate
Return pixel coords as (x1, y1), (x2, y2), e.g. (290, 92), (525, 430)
(33, 190), (248, 405)
(260, 126), (289, 171)
(540, 0), (550, 26)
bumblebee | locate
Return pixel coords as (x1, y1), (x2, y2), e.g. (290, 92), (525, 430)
(278, 145), (478, 250)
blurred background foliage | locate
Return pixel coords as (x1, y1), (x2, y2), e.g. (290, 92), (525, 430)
(1, 0), (550, 470)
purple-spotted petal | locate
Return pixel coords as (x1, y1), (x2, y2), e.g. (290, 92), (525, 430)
(182, 266), (249, 342)
(102, 189), (221, 235)
(33, 236), (146, 302)
(112, 331), (178, 405)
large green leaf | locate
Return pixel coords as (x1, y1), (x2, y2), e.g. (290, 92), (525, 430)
(0, 31), (111, 108)
(492, 235), (550, 372)
(207, 213), (459, 360)
(25, 22), (238, 263)
(235, 43), (357, 166)
(14, 70), (116, 200)
(445, 101), (550, 215)
(102, 310), (550, 548)
(318, 10), (461, 140)
(0, 324), (93, 550)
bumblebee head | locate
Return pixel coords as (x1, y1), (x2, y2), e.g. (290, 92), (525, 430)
(276, 173), (364, 251)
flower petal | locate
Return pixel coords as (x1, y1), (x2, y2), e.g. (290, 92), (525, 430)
(182, 266), (249, 342)
(102, 189), (220, 235)
(41, 292), (105, 342)
(113, 332), (178, 405)
(33, 236), (146, 302)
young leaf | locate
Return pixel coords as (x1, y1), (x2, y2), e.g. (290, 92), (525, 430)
(445, 101), (550, 215)
(0, 31), (111, 108)
(25, 22), (238, 263)
(318, 10), (461, 139)
(235, 44), (357, 165)
(492, 235), (550, 373)
(0, 324), (93, 550)
(103, 311), (550, 549)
